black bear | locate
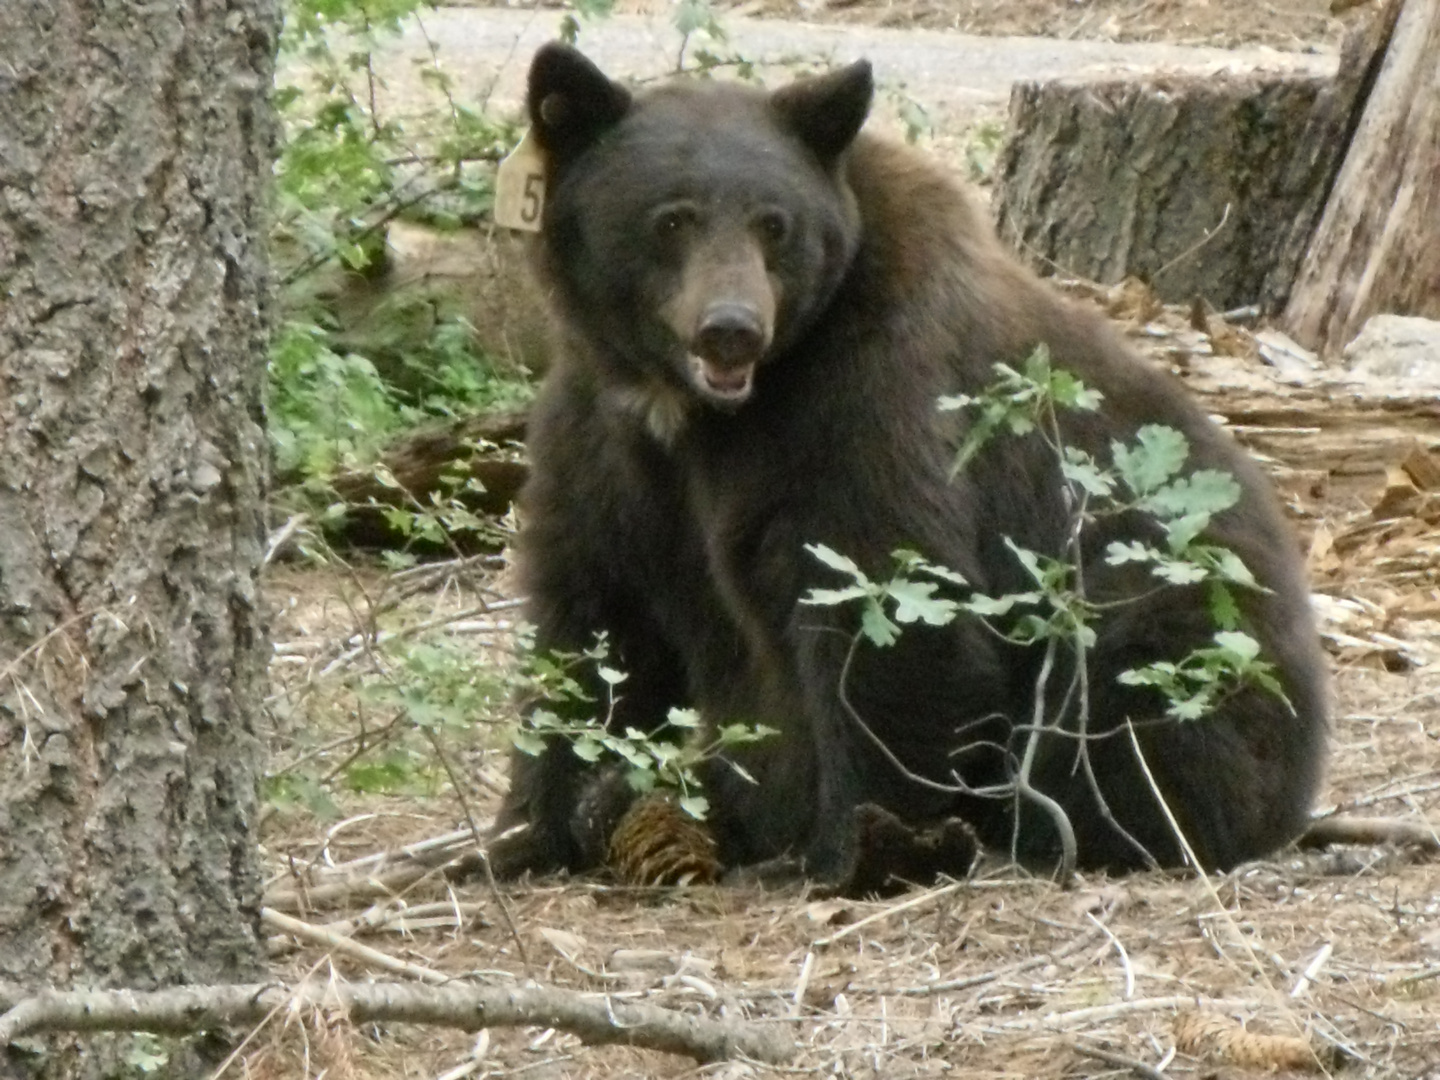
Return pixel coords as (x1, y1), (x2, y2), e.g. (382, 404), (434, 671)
(489, 43), (1328, 889)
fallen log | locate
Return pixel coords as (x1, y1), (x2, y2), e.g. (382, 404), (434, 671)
(314, 410), (529, 550)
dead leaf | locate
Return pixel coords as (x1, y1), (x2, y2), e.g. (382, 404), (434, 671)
(1401, 442), (1440, 490)
(539, 927), (589, 964)
(802, 899), (854, 927)
(1069, 883), (1130, 919)
(1306, 523), (1338, 574)
(1371, 464), (1422, 521)
(1104, 277), (1162, 325)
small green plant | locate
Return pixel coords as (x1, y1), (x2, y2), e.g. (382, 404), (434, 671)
(884, 84), (934, 145)
(268, 0), (534, 498)
(963, 118), (1006, 184)
(803, 346), (1287, 872)
(263, 546), (521, 821)
(122, 1034), (169, 1074)
(512, 637), (777, 820)
(268, 320), (410, 480)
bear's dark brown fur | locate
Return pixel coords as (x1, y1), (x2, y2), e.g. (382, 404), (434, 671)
(489, 44), (1328, 889)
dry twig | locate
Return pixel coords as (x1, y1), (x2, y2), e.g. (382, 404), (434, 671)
(0, 979), (794, 1064)
(262, 907), (449, 984)
(1067, 1038), (1169, 1080)
(813, 882), (962, 948)
(989, 995), (1262, 1033)
(265, 848), (484, 912)
(1299, 814), (1440, 852)
(881, 923), (1106, 998)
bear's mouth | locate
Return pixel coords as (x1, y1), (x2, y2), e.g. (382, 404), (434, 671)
(688, 355), (755, 405)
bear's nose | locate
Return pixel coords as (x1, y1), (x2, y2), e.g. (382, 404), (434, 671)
(694, 304), (767, 369)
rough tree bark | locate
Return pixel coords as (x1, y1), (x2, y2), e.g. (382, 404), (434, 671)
(0, 0), (278, 1075)
(992, 8), (1398, 312)
(1283, 0), (1440, 356)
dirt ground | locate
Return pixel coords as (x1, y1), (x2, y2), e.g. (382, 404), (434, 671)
(250, 3), (1437, 1077)
(255, 324), (1440, 1080)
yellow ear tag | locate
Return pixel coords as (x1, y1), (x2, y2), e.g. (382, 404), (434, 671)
(494, 128), (547, 232)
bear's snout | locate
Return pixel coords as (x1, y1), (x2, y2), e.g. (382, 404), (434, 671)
(686, 303), (767, 404)
(694, 303), (767, 369)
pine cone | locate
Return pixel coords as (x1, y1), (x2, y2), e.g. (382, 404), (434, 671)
(607, 794), (721, 886)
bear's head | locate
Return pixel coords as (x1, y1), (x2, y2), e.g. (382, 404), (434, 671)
(526, 44), (874, 420)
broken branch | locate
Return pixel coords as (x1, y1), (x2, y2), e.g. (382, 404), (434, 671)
(0, 978), (794, 1064)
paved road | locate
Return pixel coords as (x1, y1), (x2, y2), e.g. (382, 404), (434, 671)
(371, 7), (1337, 126)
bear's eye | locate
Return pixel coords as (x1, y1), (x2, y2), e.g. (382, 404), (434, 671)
(652, 206), (697, 240)
(755, 209), (791, 246)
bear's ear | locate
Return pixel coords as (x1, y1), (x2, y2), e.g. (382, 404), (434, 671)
(527, 43), (633, 163)
(770, 60), (874, 166)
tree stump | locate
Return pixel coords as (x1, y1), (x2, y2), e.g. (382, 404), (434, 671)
(1284, 0), (1440, 356)
(992, 12), (1395, 312)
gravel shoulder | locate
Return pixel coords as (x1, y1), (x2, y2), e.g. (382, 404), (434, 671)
(368, 8), (1337, 132)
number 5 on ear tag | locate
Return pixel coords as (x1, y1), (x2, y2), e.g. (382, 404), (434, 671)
(495, 129), (547, 232)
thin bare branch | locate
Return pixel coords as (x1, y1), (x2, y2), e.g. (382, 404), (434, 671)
(0, 979), (795, 1064)
(1298, 813), (1440, 852)
(1067, 1038), (1170, 1080)
(261, 907), (449, 984)
(875, 923), (1107, 997)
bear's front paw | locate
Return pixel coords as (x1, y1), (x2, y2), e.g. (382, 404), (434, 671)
(836, 804), (980, 898)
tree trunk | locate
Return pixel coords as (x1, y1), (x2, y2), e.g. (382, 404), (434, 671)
(992, 9), (1395, 312)
(1283, 0), (1440, 357)
(0, 0), (277, 1073)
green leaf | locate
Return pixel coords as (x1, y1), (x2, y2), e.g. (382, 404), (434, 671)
(1151, 559), (1208, 585)
(961, 592), (1038, 617)
(1061, 449), (1115, 498)
(679, 794), (709, 819)
(1003, 539), (1047, 586)
(1145, 469), (1241, 518)
(572, 736), (605, 762)
(1213, 630), (1261, 663)
(379, 549), (418, 571)
(717, 722), (776, 746)
(1113, 425), (1189, 497)
(1251, 668), (1293, 710)
(1169, 695), (1211, 721)
(913, 560), (969, 587)
(860, 602), (901, 647)
(807, 543), (867, 583)
(1003, 413), (1037, 437)
(728, 760), (759, 785)
(936, 393), (976, 412)
(1118, 665), (1175, 689)
(1049, 369), (1102, 412)
(511, 729), (546, 756)
(1106, 540), (1157, 566)
(1207, 547), (1259, 589)
(650, 742), (682, 766)
(1162, 511), (1211, 553)
(667, 707), (703, 729)
(803, 585), (871, 607)
(1207, 581), (1242, 630)
(597, 665), (628, 685)
(627, 768), (657, 792)
(124, 1034), (170, 1073)
(887, 579), (958, 626)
